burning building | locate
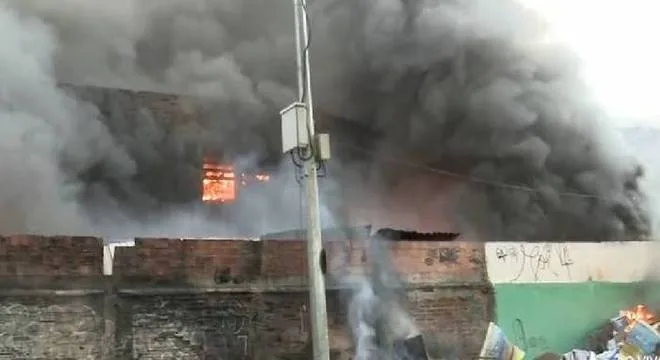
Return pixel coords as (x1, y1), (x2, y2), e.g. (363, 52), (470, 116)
(1, 0), (652, 241)
(58, 82), (461, 236)
(201, 160), (271, 204)
(50, 79), (652, 241)
(62, 84), (283, 212)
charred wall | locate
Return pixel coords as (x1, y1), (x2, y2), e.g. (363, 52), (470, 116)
(0, 235), (491, 359)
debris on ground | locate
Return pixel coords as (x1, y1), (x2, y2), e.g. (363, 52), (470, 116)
(479, 322), (525, 360)
(393, 334), (430, 360)
(559, 304), (660, 360)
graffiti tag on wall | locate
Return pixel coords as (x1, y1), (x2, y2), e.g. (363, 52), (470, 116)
(494, 244), (574, 282)
(424, 247), (459, 266)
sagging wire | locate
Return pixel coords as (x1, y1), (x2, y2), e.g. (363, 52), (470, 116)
(291, 152), (305, 185)
(290, 150), (305, 168)
(333, 140), (611, 200)
(290, 148), (327, 179)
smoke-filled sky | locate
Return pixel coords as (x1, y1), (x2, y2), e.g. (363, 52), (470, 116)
(518, 0), (660, 128)
(0, 0), (655, 241)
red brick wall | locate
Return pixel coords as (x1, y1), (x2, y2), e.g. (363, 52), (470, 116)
(0, 235), (102, 288)
(387, 241), (486, 283)
(0, 235), (102, 276)
(0, 235), (490, 359)
(112, 237), (484, 285)
(113, 239), (263, 286)
(0, 236), (105, 359)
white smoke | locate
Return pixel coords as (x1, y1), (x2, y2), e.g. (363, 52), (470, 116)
(0, 0), (342, 237)
(349, 278), (380, 360)
(339, 236), (422, 359)
(0, 4), (125, 234)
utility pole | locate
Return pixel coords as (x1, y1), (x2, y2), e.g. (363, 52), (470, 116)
(291, 0), (331, 359)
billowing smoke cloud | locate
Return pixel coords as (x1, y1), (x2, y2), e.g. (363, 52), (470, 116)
(308, 0), (651, 241)
(0, 0), (653, 241)
(0, 4), (130, 235)
(0, 2), (336, 236)
(344, 238), (421, 359)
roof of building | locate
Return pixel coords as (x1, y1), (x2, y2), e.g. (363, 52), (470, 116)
(375, 228), (461, 241)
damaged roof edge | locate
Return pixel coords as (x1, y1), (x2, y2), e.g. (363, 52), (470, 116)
(260, 225), (461, 242)
(375, 228), (461, 241)
(259, 225), (373, 241)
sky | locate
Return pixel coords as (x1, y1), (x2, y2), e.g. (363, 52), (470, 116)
(518, 0), (660, 129)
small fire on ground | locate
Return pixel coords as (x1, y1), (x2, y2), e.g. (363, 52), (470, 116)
(608, 304), (660, 357)
(201, 159), (270, 204)
(619, 304), (658, 331)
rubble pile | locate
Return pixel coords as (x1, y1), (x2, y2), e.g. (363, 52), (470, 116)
(542, 304), (660, 360)
(480, 305), (660, 360)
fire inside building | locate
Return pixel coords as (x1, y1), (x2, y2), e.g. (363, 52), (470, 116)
(65, 83), (290, 210)
(0, 84), (653, 360)
(63, 83), (448, 234)
(201, 160), (271, 204)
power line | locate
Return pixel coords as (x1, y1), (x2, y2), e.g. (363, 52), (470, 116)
(333, 140), (629, 200)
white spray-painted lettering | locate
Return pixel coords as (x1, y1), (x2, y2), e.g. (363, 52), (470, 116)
(494, 244), (575, 282)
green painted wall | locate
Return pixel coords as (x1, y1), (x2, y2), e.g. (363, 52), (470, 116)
(494, 282), (660, 359)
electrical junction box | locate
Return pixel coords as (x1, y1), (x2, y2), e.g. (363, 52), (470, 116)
(315, 133), (331, 161)
(280, 102), (309, 153)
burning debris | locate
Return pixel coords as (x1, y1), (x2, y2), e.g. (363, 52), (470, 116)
(528, 305), (660, 360)
(602, 304), (660, 359)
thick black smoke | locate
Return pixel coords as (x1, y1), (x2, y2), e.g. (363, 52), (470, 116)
(0, 0), (652, 241)
(308, 0), (651, 241)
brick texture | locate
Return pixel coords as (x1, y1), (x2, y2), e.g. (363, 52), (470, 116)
(0, 235), (491, 359)
(408, 286), (491, 359)
(0, 236), (103, 289)
(0, 295), (104, 359)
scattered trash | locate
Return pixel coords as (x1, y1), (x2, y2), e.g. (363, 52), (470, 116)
(561, 304), (660, 360)
(479, 322), (525, 360)
(561, 349), (597, 360)
(393, 334), (430, 360)
(534, 353), (562, 360)
(481, 304), (660, 360)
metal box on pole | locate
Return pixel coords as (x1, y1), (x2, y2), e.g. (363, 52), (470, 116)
(280, 102), (310, 154)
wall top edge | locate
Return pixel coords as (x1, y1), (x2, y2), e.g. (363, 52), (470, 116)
(485, 241), (659, 284)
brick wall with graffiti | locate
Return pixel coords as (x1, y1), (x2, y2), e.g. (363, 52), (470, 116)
(0, 235), (491, 360)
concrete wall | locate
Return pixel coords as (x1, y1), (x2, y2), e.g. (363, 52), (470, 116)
(0, 236), (491, 359)
(486, 241), (660, 359)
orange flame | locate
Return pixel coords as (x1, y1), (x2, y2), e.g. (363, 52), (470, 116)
(619, 304), (657, 330)
(201, 161), (236, 203)
(255, 173), (270, 182)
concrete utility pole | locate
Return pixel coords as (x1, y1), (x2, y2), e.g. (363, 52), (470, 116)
(292, 0), (331, 359)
